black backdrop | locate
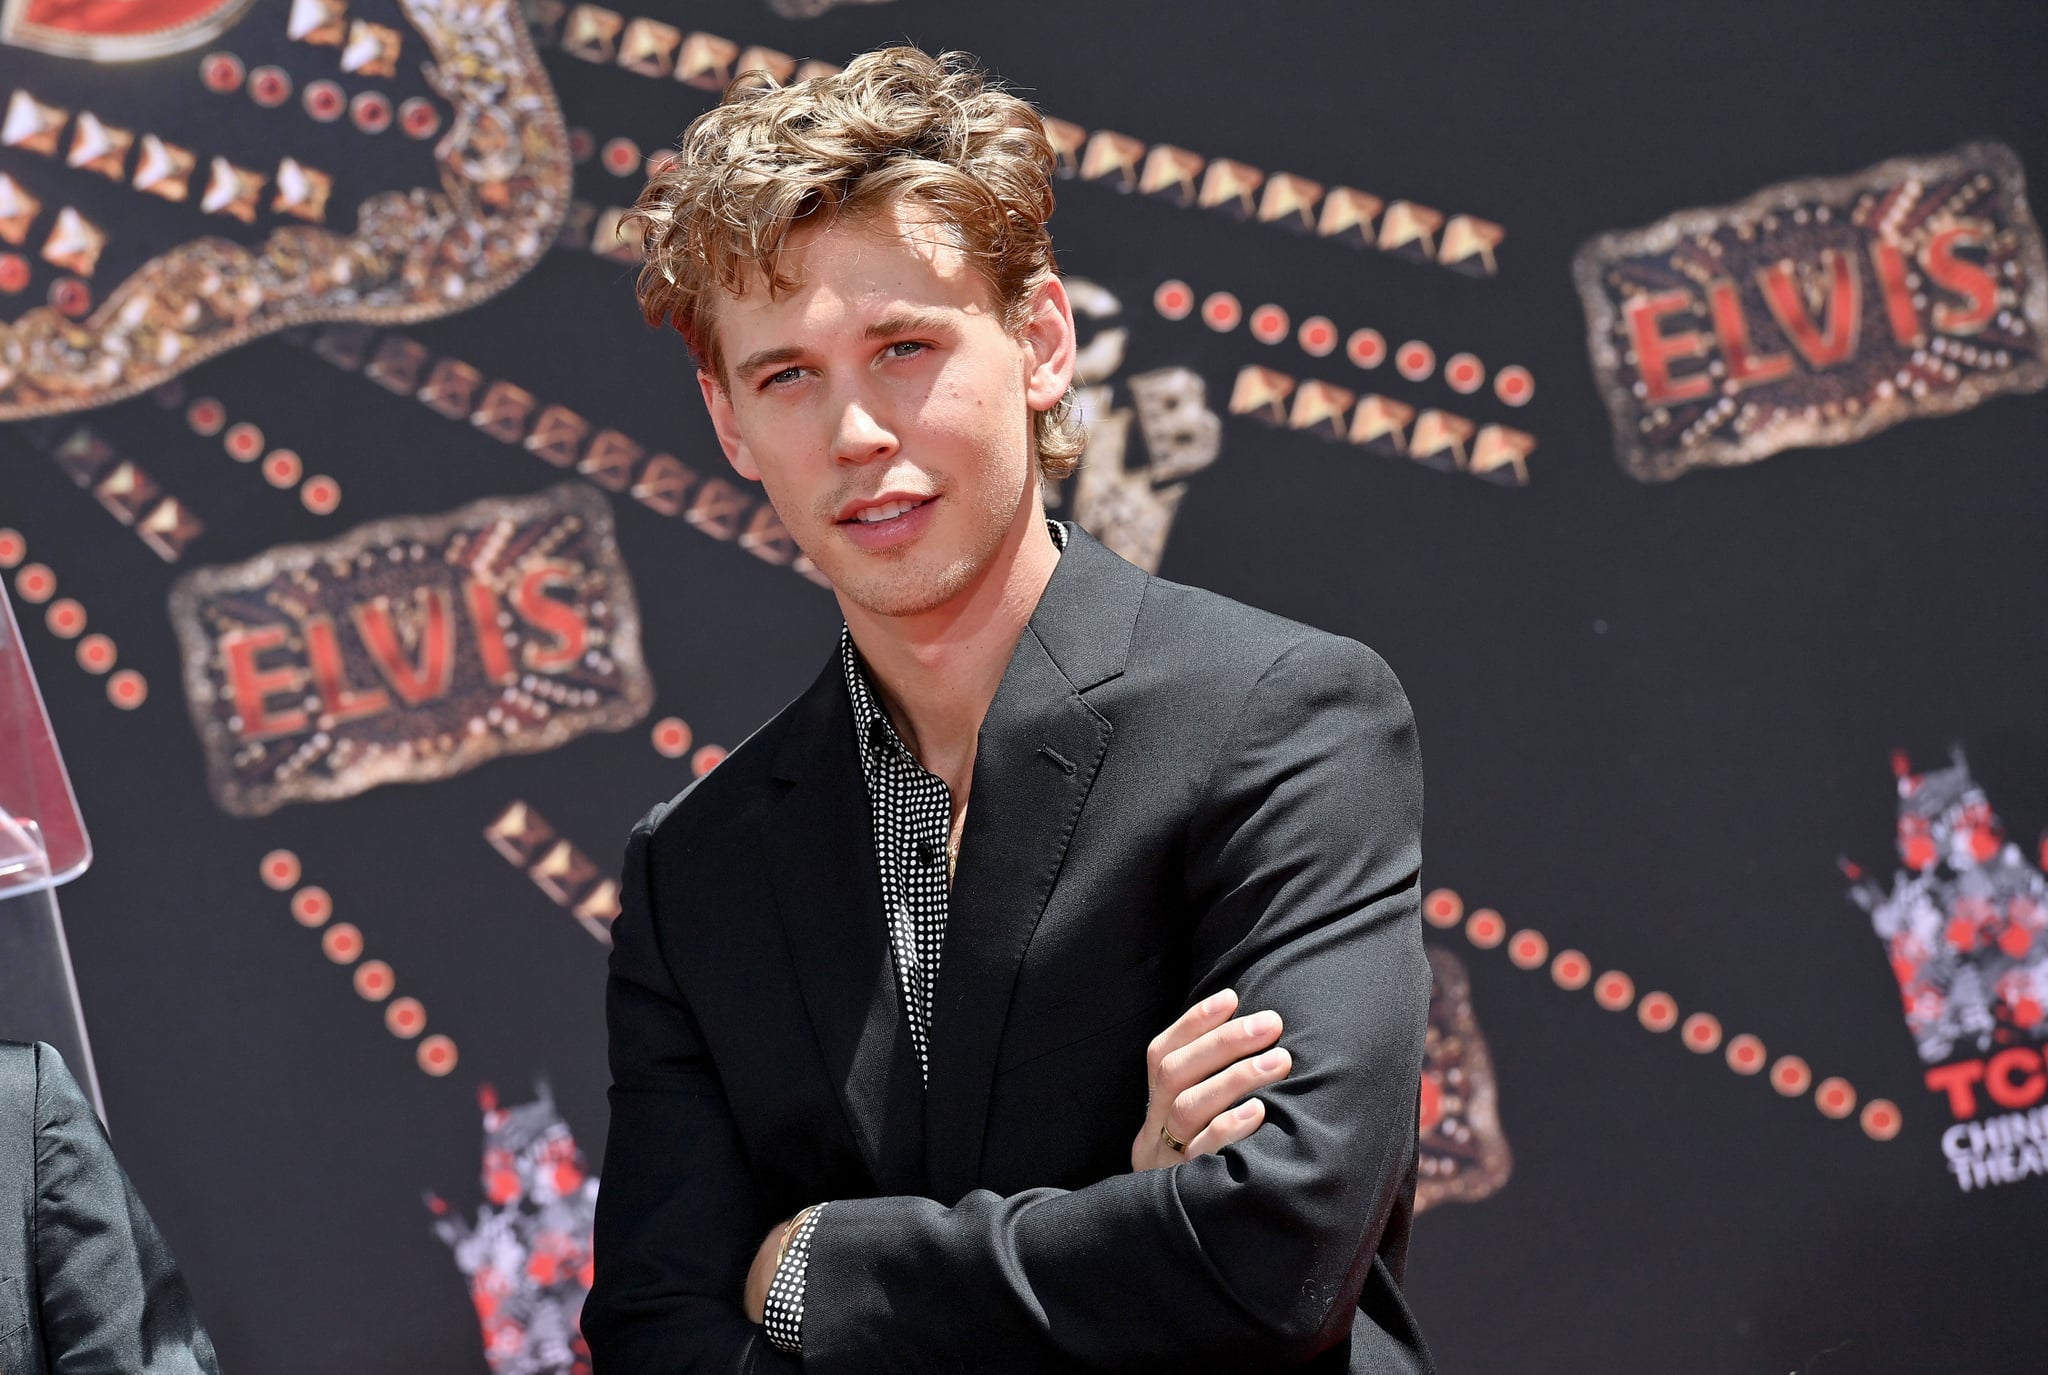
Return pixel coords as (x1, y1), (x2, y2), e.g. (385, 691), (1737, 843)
(3, 1), (2047, 1370)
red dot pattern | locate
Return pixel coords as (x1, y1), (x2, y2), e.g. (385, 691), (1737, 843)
(1396, 341), (1436, 382)
(260, 850), (302, 891)
(225, 422), (265, 460)
(304, 81), (346, 122)
(200, 51), (245, 94)
(301, 476), (341, 515)
(262, 860), (455, 1077)
(351, 91), (392, 134)
(1445, 353), (1485, 394)
(45, 599), (85, 638)
(248, 65), (292, 107)
(1200, 292), (1242, 332)
(1153, 280), (1194, 320)
(602, 137), (642, 176)
(49, 278), (91, 318)
(0, 530), (24, 568)
(399, 97), (441, 140)
(1637, 991), (1678, 1032)
(0, 255), (27, 293)
(107, 669), (147, 709)
(1248, 304), (1290, 345)
(1347, 329), (1387, 369)
(1495, 365), (1535, 407)
(692, 745), (728, 777)
(263, 450), (304, 488)
(1430, 886), (1889, 1137)
(1507, 929), (1548, 970)
(652, 716), (694, 759)
(76, 634), (116, 674)
(1297, 316), (1338, 357)
(187, 398), (226, 435)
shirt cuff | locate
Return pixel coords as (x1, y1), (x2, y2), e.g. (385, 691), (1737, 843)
(762, 1202), (827, 1354)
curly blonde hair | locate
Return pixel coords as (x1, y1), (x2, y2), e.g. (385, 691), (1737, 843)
(623, 45), (1084, 478)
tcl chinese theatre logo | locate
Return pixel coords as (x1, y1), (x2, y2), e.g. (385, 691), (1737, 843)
(1845, 749), (2048, 1192)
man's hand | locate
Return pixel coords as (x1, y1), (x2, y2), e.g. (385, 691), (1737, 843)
(743, 1213), (797, 1324)
(1131, 988), (1290, 1171)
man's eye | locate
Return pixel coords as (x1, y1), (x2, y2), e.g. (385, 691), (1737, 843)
(762, 367), (804, 390)
(886, 341), (928, 360)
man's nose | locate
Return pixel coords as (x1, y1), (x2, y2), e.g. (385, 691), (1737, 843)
(829, 392), (897, 465)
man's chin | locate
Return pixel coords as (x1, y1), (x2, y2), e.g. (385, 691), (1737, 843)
(824, 550), (974, 620)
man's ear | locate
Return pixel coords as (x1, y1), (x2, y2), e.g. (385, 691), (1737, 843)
(698, 368), (761, 481)
(1021, 275), (1078, 412)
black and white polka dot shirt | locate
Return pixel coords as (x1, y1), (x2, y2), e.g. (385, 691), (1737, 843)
(762, 520), (1068, 1354)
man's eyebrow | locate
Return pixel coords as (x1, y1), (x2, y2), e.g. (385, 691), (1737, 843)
(864, 308), (956, 340)
(732, 344), (805, 381)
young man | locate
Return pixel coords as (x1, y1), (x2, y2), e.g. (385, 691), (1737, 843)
(586, 47), (1433, 1373)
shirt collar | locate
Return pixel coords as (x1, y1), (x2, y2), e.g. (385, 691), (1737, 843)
(841, 520), (1068, 767)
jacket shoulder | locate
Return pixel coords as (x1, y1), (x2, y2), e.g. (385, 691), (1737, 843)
(1132, 570), (1399, 693)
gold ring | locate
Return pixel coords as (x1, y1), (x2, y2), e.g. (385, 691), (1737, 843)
(1160, 1122), (1187, 1154)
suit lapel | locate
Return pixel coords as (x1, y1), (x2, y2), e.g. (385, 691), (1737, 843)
(923, 526), (1147, 1201)
(762, 657), (927, 1195)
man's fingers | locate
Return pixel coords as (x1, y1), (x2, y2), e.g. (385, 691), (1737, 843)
(1166, 1046), (1290, 1144)
(1156, 1009), (1283, 1094)
(1184, 1096), (1266, 1159)
(1144, 988), (1238, 1085)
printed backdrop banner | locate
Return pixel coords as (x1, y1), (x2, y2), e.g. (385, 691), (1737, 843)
(2, 1), (2045, 1371)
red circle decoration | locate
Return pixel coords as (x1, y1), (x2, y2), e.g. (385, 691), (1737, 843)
(652, 716), (694, 759)
(16, 564), (55, 603)
(1495, 365), (1535, 407)
(1860, 1098), (1902, 1141)
(76, 634), (116, 674)
(644, 150), (679, 179)
(1346, 328), (1387, 369)
(301, 476), (342, 515)
(1507, 929), (1548, 970)
(1636, 991), (1678, 1032)
(0, 530), (22, 568)
(568, 127), (595, 163)
(692, 745), (727, 777)
(1681, 1012), (1722, 1053)
(1444, 353), (1485, 395)
(187, 397), (226, 435)
(1815, 1076), (1856, 1119)
(45, 599), (85, 639)
(1422, 888), (1463, 929)
(322, 923), (364, 964)
(1726, 1033), (1766, 1075)
(350, 91), (392, 135)
(200, 51), (245, 94)
(291, 886), (333, 927)
(107, 669), (147, 709)
(1153, 280), (1194, 321)
(1418, 1071), (1443, 1134)
(248, 65), (292, 107)
(260, 850), (302, 891)
(418, 1034), (458, 1076)
(1296, 316), (1338, 357)
(1464, 908), (1505, 949)
(49, 278), (91, 318)
(602, 137), (642, 176)
(1395, 340), (1436, 382)
(225, 422), (265, 461)
(1200, 292), (1242, 332)
(354, 960), (396, 1001)
(1550, 949), (1591, 990)
(303, 80), (346, 123)
(0, 255), (27, 293)
(1770, 1055), (1812, 1097)
(399, 97), (442, 140)
(1593, 970), (1635, 1011)
(386, 997), (427, 1038)
(1248, 304), (1290, 345)
(263, 450), (304, 488)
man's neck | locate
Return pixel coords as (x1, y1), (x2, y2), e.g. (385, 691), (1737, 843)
(841, 503), (1061, 786)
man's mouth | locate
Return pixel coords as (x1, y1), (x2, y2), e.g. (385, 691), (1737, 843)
(841, 497), (933, 525)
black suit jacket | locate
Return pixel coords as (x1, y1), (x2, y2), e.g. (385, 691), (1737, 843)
(0, 1041), (220, 1375)
(586, 527), (1432, 1373)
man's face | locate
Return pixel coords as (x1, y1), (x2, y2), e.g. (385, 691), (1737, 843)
(699, 199), (1073, 619)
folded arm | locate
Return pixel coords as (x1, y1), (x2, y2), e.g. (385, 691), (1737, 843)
(583, 818), (801, 1375)
(800, 635), (1430, 1371)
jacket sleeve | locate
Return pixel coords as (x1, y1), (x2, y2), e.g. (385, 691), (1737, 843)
(32, 1043), (223, 1375)
(583, 814), (802, 1375)
(800, 635), (1430, 1371)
